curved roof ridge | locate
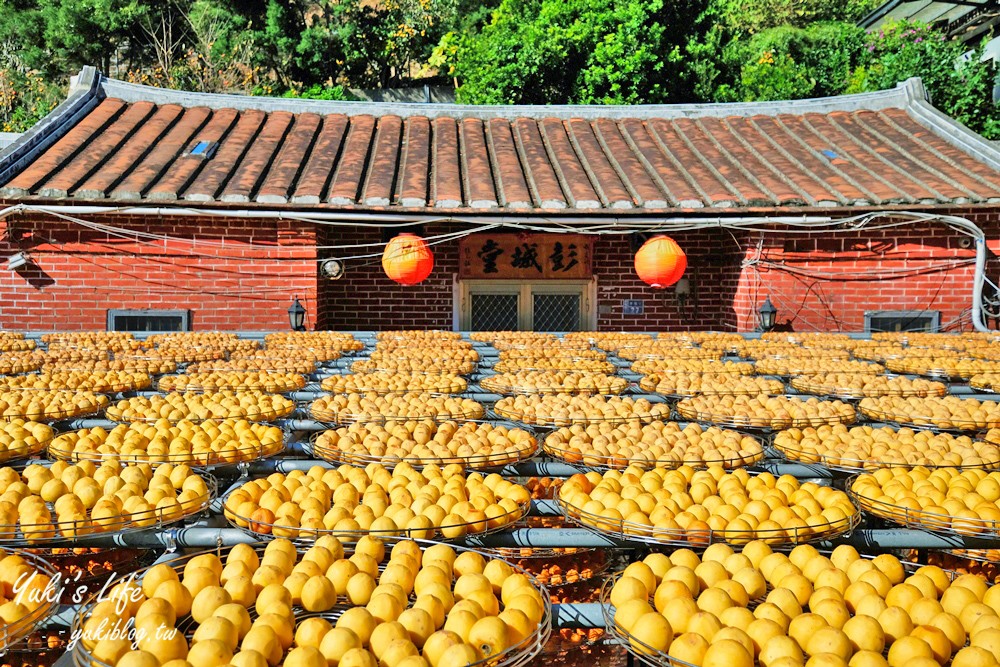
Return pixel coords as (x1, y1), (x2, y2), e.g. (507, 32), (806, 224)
(99, 70), (922, 120)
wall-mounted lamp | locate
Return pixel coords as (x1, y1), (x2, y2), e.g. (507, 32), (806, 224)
(320, 259), (345, 280)
(758, 296), (778, 332)
(675, 276), (691, 309)
(7, 252), (28, 271)
(288, 296), (307, 331)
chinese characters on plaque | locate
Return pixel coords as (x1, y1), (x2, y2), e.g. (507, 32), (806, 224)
(460, 234), (593, 279)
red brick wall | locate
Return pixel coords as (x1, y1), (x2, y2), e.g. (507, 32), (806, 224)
(0, 211), (318, 331)
(318, 210), (1000, 333)
(2, 206), (997, 333)
(732, 210), (1000, 332)
(593, 229), (744, 332)
(316, 225), (754, 332)
(318, 225), (458, 330)
(318, 226), (743, 331)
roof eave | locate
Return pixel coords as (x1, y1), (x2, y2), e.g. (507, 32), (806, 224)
(858, 0), (910, 28)
(0, 66), (104, 186)
(4, 195), (1000, 219)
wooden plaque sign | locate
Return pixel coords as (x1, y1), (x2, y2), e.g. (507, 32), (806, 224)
(459, 234), (593, 279)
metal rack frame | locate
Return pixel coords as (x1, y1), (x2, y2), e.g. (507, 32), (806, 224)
(14, 328), (1000, 667)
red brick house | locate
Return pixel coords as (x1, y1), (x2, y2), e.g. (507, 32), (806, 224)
(1, 67), (999, 332)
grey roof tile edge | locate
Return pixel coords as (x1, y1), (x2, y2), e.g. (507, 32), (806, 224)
(0, 133), (22, 150)
(98, 69), (917, 120)
(0, 66), (102, 186)
(900, 77), (1000, 173)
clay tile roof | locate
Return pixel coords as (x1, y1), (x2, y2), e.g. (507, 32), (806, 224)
(2, 67), (999, 213)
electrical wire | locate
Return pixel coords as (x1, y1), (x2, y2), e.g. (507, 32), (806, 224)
(754, 258), (976, 280)
(1, 204), (979, 256)
(737, 221), (984, 332)
(0, 204), (991, 331)
(68, 253), (300, 300)
(41, 210), (495, 260)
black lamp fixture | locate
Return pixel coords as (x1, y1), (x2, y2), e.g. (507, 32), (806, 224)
(288, 296), (307, 331)
(758, 296), (778, 332)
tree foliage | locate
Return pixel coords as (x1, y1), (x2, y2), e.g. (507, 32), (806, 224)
(682, 0), (999, 137)
(0, 0), (461, 129)
(0, 68), (63, 132)
(706, 21), (867, 101)
(706, 0), (880, 37)
(0, 0), (149, 76)
(848, 21), (999, 137)
(449, 0), (704, 104)
(0, 0), (997, 141)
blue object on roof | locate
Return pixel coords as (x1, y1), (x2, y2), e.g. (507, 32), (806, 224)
(188, 140), (218, 159)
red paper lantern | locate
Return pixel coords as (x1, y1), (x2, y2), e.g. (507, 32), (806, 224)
(634, 235), (687, 288)
(382, 233), (434, 285)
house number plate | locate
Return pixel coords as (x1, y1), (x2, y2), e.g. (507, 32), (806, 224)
(622, 300), (644, 315)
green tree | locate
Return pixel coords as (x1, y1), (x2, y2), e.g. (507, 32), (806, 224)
(0, 1), (48, 72)
(324, 0), (458, 89)
(0, 0), (161, 130)
(282, 83), (353, 101)
(0, 0), (464, 98)
(156, 0), (260, 94)
(686, 0), (871, 102)
(705, 0), (881, 38)
(848, 21), (1000, 138)
(739, 51), (815, 101)
(0, 68), (63, 132)
(1, 0), (997, 145)
(715, 21), (866, 101)
(451, 0), (705, 104)
(0, 0), (151, 77)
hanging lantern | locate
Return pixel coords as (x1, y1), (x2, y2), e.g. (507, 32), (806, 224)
(382, 233), (434, 285)
(634, 235), (687, 288)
